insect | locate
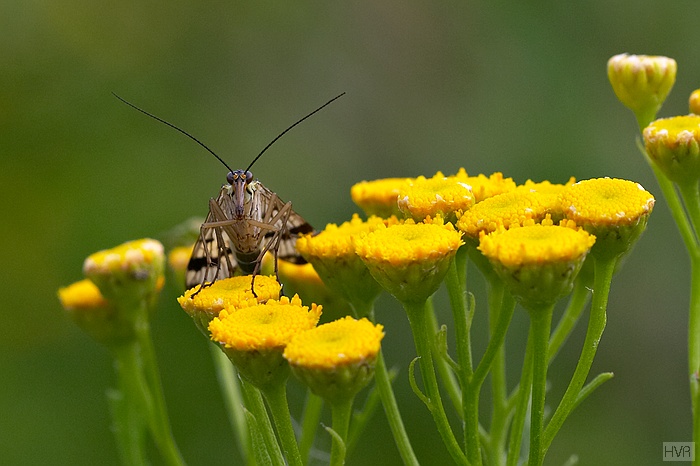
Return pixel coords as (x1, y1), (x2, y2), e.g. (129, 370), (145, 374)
(114, 92), (345, 294)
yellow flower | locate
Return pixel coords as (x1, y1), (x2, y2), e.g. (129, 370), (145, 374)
(454, 168), (517, 203)
(83, 238), (165, 303)
(167, 244), (193, 291)
(59, 279), (109, 310)
(209, 294), (322, 388)
(296, 214), (387, 314)
(351, 177), (412, 218)
(690, 89), (700, 115)
(559, 178), (655, 259)
(284, 316), (384, 403)
(354, 220), (463, 304)
(397, 171), (475, 222)
(607, 53), (677, 125)
(478, 224), (595, 309)
(58, 279), (136, 345)
(178, 275), (281, 335)
(643, 115), (700, 184)
(456, 189), (559, 241)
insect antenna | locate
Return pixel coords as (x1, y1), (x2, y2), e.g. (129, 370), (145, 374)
(112, 92), (234, 173)
(245, 92), (346, 172)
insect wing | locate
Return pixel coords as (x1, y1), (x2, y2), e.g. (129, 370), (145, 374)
(185, 192), (237, 289)
(256, 183), (314, 264)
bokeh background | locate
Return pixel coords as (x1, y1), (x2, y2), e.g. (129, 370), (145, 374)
(3, 1), (699, 465)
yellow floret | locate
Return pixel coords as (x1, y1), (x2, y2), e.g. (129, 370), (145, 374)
(284, 316), (384, 369)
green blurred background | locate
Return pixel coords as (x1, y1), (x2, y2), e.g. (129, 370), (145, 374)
(3, 1), (699, 464)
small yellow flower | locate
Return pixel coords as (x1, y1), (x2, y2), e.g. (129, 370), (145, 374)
(297, 214), (387, 313)
(479, 225), (595, 308)
(454, 169), (517, 203)
(643, 115), (700, 184)
(82, 238), (165, 305)
(456, 189), (559, 241)
(559, 178), (655, 259)
(284, 316), (384, 403)
(178, 275), (281, 335)
(58, 279), (136, 345)
(167, 244), (193, 291)
(354, 220), (463, 304)
(397, 171), (475, 222)
(690, 89), (700, 115)
(351, 177), (412, 218)
(209, 294), (322, 388)
(607, 53), (677, 125)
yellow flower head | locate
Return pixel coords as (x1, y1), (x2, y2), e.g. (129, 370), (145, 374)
(284, 317), (384, 403)
(559, 178), (655, 259)
(351, 177), (412, 218)
(167, 244), (193, 291)
(456, 189), (558, 241)
(58, 279), (136, 345)
(607, 53), (677, 125)
(208, 294), (322, 388)
(354, 220), (463, 304)
(178, 275), (282, 335)
(454, 169), (517, 203)
(296, 214), (387, 314)
(690, 89), (700, 115)
(479, 225), (595, 309)
(59, 279), (109, 310)
(82, 238), (165, 305)
(643, 115), (700, 184)
(397, 171), (475, 222)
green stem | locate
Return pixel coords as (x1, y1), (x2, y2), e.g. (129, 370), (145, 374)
(526, 304), (555, 466)
(133, 306), (186, 466)
(428, 304), (463, 414)
(445, 245), (473, 380)
(240, 379), (283, 466)
(505, 338), (533, 466)
(260, 383), (303, 466)
(403, 299), (469, 466)
(542, 257), (615, 454)
(299, 390), (323, 465)
(329, 398), (353, 466)
(210, 345), (251, 464)
(360, 305), (419, 466)
(548, 275), (592, 363)
(374, 349), (420, 465)
(480, 280), (516, 466)
(110, 341), (150, 466)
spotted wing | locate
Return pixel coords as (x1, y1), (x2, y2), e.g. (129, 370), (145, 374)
(256, 183), (314, 264)
(185, 192), (238, 289)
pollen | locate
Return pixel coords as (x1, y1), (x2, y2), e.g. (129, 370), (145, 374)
(178, 275), (282, 316)
(456, 189), (557, 239)
(58, 279), (109, 310)
(354, 221), (463, 266)
(284, 317), (384, 369)
(454, 169), (517, 203)
(296, 214), (387, 259)
(83, 238), (164, 275)
(351, 177), (413, 218)
(209, 294), (322, 351)
(559, 178), (655, 226)
(397, 171), (475, 221)
(478, 225), (596, 267)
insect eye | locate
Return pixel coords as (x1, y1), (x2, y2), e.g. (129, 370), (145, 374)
(226, 172), (234, 184)
(245, 171), (253, 182)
